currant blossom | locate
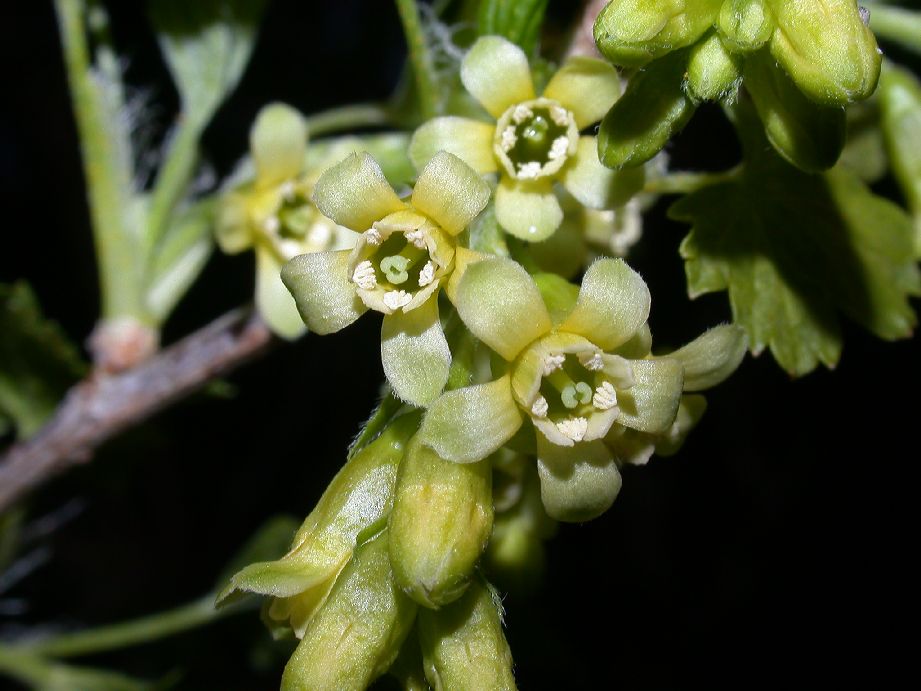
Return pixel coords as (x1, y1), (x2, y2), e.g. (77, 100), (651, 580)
(281, 151), (490, 406)
(216, 103), (357, 339)
(410, 35), (632, 242)
(418, 257), (744, 522)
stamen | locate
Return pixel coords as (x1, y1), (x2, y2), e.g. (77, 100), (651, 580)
(531, 395), (549, 419)
(418, 261), (436, 287)
(550, 105), (570, 127)
(280, 180), (296, 202)
(517, 161), (543, 179)
(500, 126), (518, 152)
(547, 136), (570, 161)
(352, 260), (377, 290)
(593, 381), (617, 411)
(364, 228), (383, 245)
(380, 255), (410, 284)
(579, 352), (604, 371)
(557, 417), (588, 442)
(542, 353), (565, 376)
(262, 216), (280, 234)
(383, 289), (412, 311)
(512, 104), (533, 124)
(405, 229), (427, 249)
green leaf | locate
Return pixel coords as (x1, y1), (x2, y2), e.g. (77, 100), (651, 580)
(0, 283), (85, 438)
(671, 124), (921, 376)
(478, 0), (549, 55)
(149, 0), (266, 128)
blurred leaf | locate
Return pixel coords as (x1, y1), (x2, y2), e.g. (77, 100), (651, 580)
(478, 0), (548, 54)
(0, 283), (85, 439)
(671, 120), (921, 376)
(39, 663), (157, 691)
(0, 509), (25, 575)
(214, 516), (299, 592)
(839, 99), (887, 183)
(149, 0), (267, 128)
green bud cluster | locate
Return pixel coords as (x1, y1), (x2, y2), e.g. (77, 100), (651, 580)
(594, 0), (882, 172)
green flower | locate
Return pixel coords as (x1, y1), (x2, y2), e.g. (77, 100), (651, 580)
(216, 103), (357, 339)
(410, 35), (626, 242)
(281, 151), (490, 406)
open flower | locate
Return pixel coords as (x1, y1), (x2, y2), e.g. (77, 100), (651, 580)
(410, 35), (629, 242)
(281, 151), (490, 406)
(216, 103), (357, 339)
(417, 256), (684, 521)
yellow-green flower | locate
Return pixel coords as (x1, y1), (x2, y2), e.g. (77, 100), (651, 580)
(409, 35), (626, 242)
(281, 151), (490, 406)
(216, 103), (357, 339)
(418, 257), (745, 521)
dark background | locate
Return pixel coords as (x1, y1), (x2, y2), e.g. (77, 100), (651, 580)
(2, 1), (919, 689)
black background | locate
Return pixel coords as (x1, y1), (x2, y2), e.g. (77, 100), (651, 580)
(1, 1), (919, 689)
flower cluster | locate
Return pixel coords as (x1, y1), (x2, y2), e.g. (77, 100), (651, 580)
(223, 34), (746, 690)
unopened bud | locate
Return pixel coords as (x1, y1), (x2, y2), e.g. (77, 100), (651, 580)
(717, 0), (774, 53)
(686, 33), (742, 103)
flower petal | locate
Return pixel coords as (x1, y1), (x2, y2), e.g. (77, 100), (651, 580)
(456, 257), (552, 361)
(536, 436), (621, 522)
(412, 151), (491, 236)
(311, 152), (406, 231)
(215, 191), (254, 254)
(251, 103), (307, 187)
(560, 137), (645, 209)
(381, 299), (451, 406)
(257, 248), (306, 340)
(419, 374), (523, 463)
(667, 324), (747, 391)
(542, 57), (621, 129)
(409, 116), (498, 174)
(617, 358), (684, 434)
(495, 177), (563, 242)
(444, 246), (488, 305)
(559, 257), (650, 351)
(461, 36), (535, 118)
(281, 250), (367, 335)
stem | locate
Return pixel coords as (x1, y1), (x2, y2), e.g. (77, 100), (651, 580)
(866, 3), (921, 55)
(0, 648), (52, 687)
(55, 0), (145, 320)
(395, 0), (440, 119)
(305, 103), (394, 137)
(20, 595), (230, 658)
(347, 391), (404, 460)
(642, 169), (738, 195)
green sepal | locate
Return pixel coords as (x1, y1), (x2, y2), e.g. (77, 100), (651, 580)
(744, 50), (847, 173)
(418, 577), (517, 690)
(655, 394), (708, 457)
(536, 436), (621, 523)
(281, 530), (417, 691)
(388, 440), (493, 609)
(665, 324), (747, 391)
(685, 32), (741, 103)
(381, 299), (451, 407)
(616, 358), (684, 434)
(597, 50), (696, 169)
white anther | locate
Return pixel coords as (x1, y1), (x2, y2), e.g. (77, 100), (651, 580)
(279, 180), (296, 202)
(579, 352), (604, 371)
(262, 216), (280, 234)
(418, 261), (436, 287)
(542, 353), (565, 376)
(352, 260), (377, 290)
(547, 136), (570, 161)
(557, 417), (588, 442)
(531, 395), (549, 419)
(501, 126), (518, 152)
(364, 228), (383, 245)
(306, 221), (333, 248)
(383, 289), (412, 311)
(405, 229), (427, 249)
(550, 105), (570, 126)
(517, 161), (543, 179)
(592, 381), (617, 411)
(512, 104), (533, 124)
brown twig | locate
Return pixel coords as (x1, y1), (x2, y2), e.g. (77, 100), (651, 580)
(0, 308), (275, 512)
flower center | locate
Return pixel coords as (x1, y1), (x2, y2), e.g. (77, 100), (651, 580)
(494, 98), (578, 181)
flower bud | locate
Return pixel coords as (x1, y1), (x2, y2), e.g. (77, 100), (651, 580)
(717, 0), (774, 53)
(418, 577), (516, 691)
(768, 0), (881, 106)
(594, 0), (722, 67)
(388, 439), (493, 608)
(686, 33), (742, 103)
(218, 411), (421, 637)
(281, 530), (416, 691)
(744, 51), (846, 172)
(598, 50), (696, 169)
